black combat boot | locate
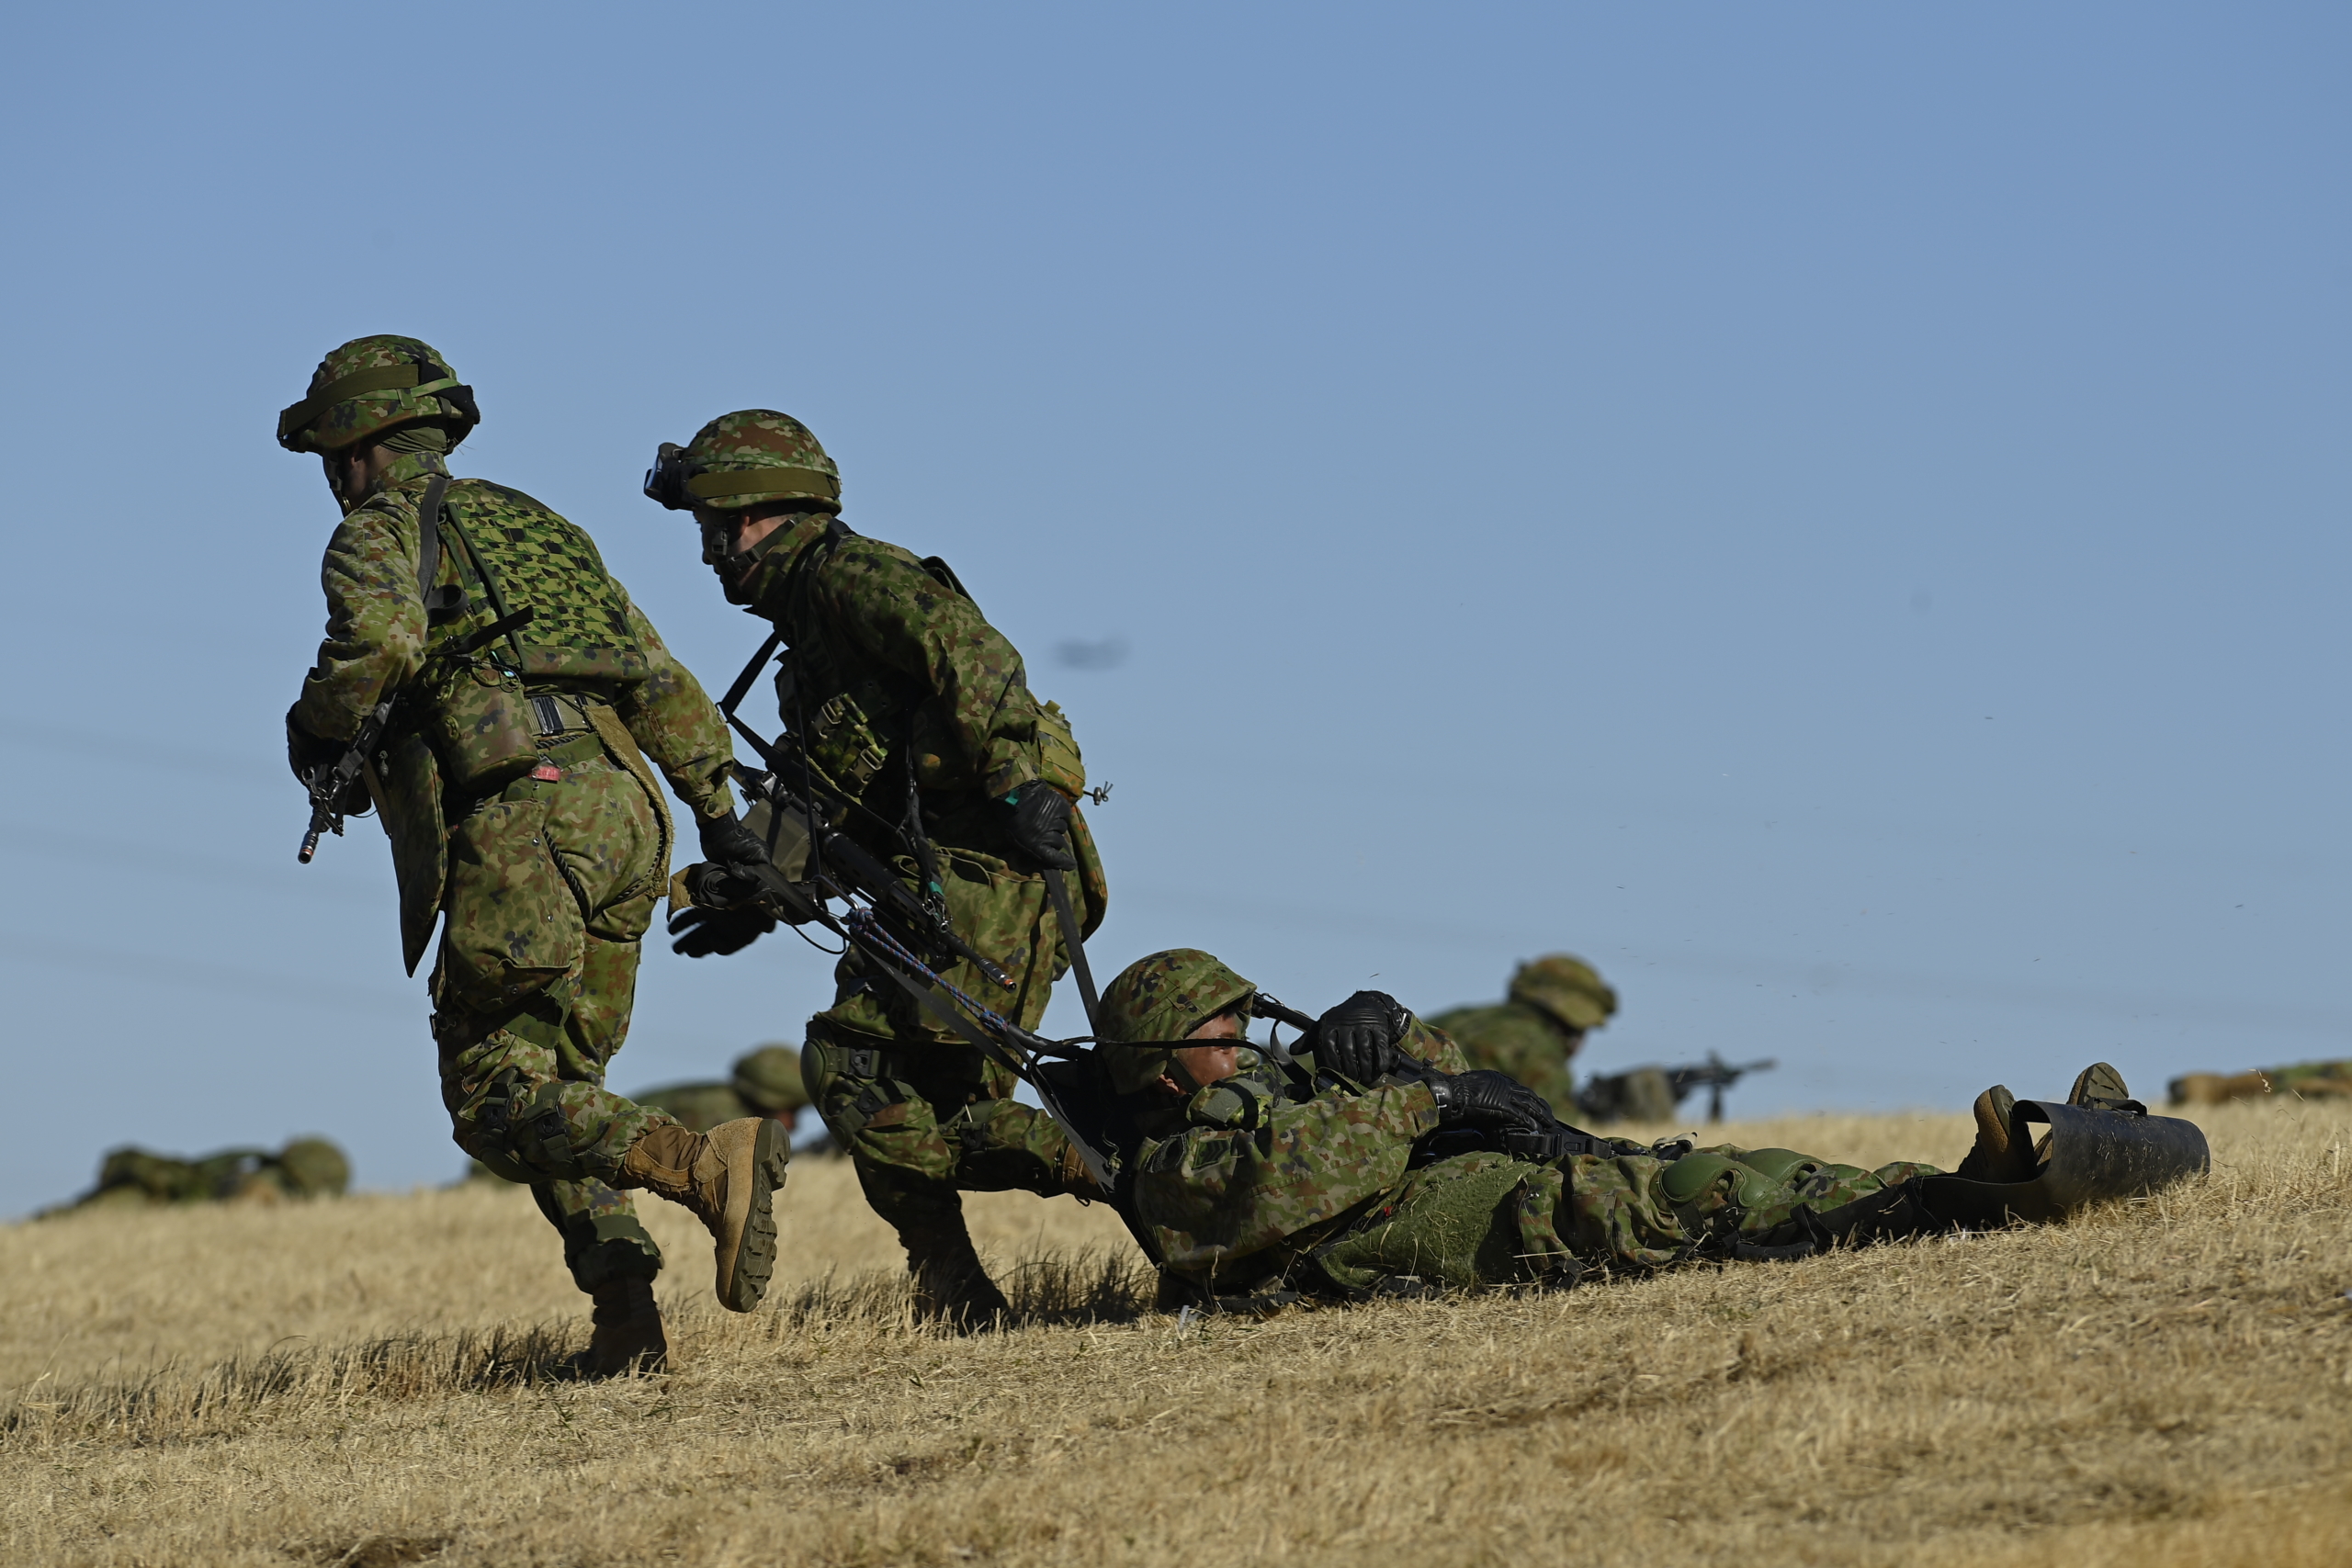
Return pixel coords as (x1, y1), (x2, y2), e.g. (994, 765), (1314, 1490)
(900, 1217), (1012, 1332)
(569, 1275), (668, 1378)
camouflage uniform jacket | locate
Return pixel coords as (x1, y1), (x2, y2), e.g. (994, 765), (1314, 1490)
(1127, 1077), (1443, 1281)
(1424, 1000), (1579, 1115)
(731, 515), (1105, 919)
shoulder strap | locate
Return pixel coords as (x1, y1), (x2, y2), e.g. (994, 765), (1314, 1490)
(414, 475), (464, 619)
(718, 629), (784, 719)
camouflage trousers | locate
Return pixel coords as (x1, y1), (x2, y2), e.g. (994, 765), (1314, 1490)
(802, 842), (1081, 1254)
(431, 753), (678, 1292)
(1309, 1143), (1945, 1294)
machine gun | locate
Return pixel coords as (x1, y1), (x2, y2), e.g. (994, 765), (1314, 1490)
(1581, 1053), (1777, 1124)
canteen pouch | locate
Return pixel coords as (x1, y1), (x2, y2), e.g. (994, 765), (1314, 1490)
(424, 659), (540, 797)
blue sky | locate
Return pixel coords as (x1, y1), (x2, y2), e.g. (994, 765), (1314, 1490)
(0, 4), (2343, 1213)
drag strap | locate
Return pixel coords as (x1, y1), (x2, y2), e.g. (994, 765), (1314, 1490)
(1045, 852), (1103, 1035)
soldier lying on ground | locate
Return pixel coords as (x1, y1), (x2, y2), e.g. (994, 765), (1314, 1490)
(2170, 1059), (2352, 1106)
(632, 1044), (811, 1134)
(46, 1138), (350, 1213)
(1429, 953), (1615, 1117)
(1058, 950), (2133, 1312)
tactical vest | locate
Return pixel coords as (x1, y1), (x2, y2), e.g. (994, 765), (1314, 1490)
(405, 477), (650, 796)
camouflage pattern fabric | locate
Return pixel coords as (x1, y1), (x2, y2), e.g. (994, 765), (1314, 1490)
(277, 333), (477, 456)
(291, 472), (736, 820)
(673, 410), (842, 512)
(721, 510), (1108, 1248)
(290, 446), (736, 1296)
(58, 1138), (352, 1211)
(1124, 1066), (1939, 1299)
(1425, 1000), (1581, 1115)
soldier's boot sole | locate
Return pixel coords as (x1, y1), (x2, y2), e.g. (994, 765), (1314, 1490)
(1954, 1085), (2033, 1183)
(2068, 1062), (2134, 1111)
(618, 1117), (790, 1313)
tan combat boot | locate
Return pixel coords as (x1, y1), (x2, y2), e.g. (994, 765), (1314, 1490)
(616, 1119), (789, 1312)
(1955, 1084), (2035, 1183)
(570, 1275), (667, 1379)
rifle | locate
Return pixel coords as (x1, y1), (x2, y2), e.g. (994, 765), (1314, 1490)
(297, 699), (394, 863)
(708, 763), (1117, 1182)
(294, 609), (537, 865)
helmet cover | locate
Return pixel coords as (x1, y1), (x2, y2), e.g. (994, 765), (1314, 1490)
(277, 334), (479, 454)
(645, 409), (842, 513)
(1097, 948), (1256, 1095)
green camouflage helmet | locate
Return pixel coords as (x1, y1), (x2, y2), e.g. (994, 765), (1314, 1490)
(1509, 953), (1618, 1032)
(643, 409), (842, 513)
(277, 334), (480, 454)
(274, 1137), (352, 1198)
(1098, 949), (1256, 1095)
(731, 1044), (808, 1115)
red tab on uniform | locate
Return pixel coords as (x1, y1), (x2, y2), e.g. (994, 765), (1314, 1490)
(531, 762), (562, 781)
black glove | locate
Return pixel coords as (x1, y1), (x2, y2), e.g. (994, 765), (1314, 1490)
(1430, 1069), (1553, 1134)
(1006, 786), (1077, 870)
(1316, 989), (1408, 1084)
(286, 711), (343, 786)
(668, 902), (776, 958)
(699, 810), (771, 878)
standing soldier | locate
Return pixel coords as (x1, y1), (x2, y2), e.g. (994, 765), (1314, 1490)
(1429, 954), (1619, 1118)
(279, 336), (790, 1375)
(647, 411), (1105, 1326)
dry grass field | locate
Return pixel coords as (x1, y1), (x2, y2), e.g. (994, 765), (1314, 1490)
(7, 1100), (2352, 1567)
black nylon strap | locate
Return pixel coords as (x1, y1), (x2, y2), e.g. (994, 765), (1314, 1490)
(414, 474), (452, 607)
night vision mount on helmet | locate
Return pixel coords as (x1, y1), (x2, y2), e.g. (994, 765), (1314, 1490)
(642, 410), (842, 513)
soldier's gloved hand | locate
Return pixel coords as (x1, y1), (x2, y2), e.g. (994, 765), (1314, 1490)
(285, 711), (342, 786)
(699, 809), (771, 879)
(1430, 1070), (1552, 1134)
(668, 902), (776, 958)
(1005, 786), (1077, 870)
(1316, 990), (1409, 1083)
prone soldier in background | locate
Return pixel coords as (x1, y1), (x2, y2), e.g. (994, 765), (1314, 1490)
(2170, 1059), (2352, 1107)
(279, 337), (789, 1377)
(1429, 954), (1618, 1117)
(647, 411), (1106, 1327)
(634, 1044), (812, 1134)
(49, 1138), (350, 1213)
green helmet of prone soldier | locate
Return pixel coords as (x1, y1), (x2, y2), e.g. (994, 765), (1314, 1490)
(1508, 953), (1617, 1034)
(730, 1045), (808, 1117)
(1097, 949), (1258, 1096)
(642, 410), (842, 516)
(276, 333), (480, 456)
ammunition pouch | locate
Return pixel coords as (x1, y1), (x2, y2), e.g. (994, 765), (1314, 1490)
(1919, 1099), (2210, 1226)
(805, 681), (897, 796)
(425, 658), (541, 797)
(1033, 698), (1088, 800)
